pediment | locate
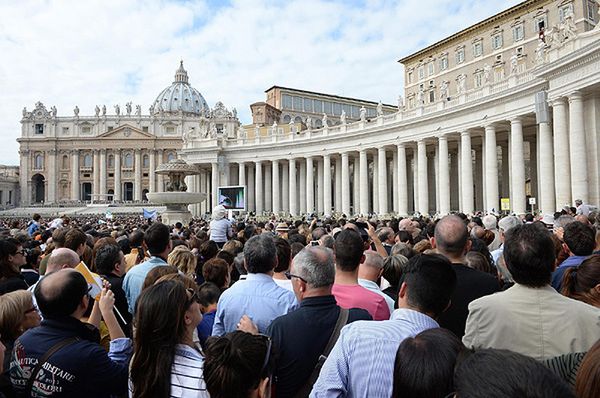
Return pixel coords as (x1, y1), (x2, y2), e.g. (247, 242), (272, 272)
(98, 124), (155, 139)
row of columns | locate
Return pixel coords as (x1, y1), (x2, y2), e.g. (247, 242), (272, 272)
(194, 91), (588, 216)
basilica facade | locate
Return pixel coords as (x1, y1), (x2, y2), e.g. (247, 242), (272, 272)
(18, 0), (600, 218)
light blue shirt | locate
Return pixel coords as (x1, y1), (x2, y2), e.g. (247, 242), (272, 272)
(123, 256), (168, 314)
(212, 273), (298, 336)
(310, 308), (439, 398)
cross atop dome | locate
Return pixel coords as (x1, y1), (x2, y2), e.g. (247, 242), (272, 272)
(174, 60), (189, 84)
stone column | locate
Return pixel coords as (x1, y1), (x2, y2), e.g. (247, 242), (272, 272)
(247, 165), (255, 212)
(392, 150), (399, 213)
(500, 145), (510, 198)
(114, 150), (121, 201)
(397, 143), (408, 215)
(372, 151), (379, 214)
(306, 156), (315, 214)
(282, 162), (289, 214)
(359, 150), (369, 215)
(438, 136), (450, 215)
(211, 162), (219, 210)
(238, 162), (246, 186)
(93, 150), (100, 197)
(99, 149), (107, 198)
(317, 158), (324, 214)
(323, 154), (332, 216)
(149, 150), (156, 193)
(19, 150), (30, 205)
(510, 117), (526, 214)
(568, 92), (589, 203)
(299, 160), (307, 214)
(417, 140), (428, 215)
(334, 157), (342, 213)
(552, 98), (571, 207)
(289, 159), (297, 216)
(71, 150), (79, 201)
(134, 149), (142, 201)
(484, 124), (499, 213)
(353, 157), (360, 215)
(272, 160), (280, 214)
(156, 150), (164, 192)
(341, 152), (351, 215)
(264, 163), (272, 213)
(255, 161), (263, 214)
(460, 131), (474, 214)
(538, 123), (556, 214)
(378, 147), (388, 214)
(47, 150), (57, 203)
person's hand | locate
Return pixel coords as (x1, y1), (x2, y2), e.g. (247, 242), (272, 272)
(98, 288), (115, 317)
(554, 226), (564, 241)
(237, 315), (258, 334)
(367, 221), (377, 239)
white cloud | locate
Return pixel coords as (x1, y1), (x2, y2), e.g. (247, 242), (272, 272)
(0, 0), (521, 164)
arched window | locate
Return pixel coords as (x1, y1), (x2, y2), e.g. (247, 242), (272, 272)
(124, 153), (133, 168)
(282, 115), (291, 124)
(34, 154), (44, 169)
(167, 152), (175, 162)
(294, 116), (302, 123)
(143, 154), (149, 168)
(83, 154), (92, 168)
(62, 155), (69, 169)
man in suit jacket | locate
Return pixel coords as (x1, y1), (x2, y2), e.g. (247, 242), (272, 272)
(463, 223), (600, 361)
(432, 215), (500, 338)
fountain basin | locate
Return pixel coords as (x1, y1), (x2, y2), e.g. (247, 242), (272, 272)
(146, 192), (206, 205)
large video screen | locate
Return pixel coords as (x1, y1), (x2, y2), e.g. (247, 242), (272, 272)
(217, 186), (246, 210)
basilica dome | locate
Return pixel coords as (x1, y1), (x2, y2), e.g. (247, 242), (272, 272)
(151, 61), (209, 115)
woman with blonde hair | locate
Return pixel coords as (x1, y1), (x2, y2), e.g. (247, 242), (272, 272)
(0, 290), (41, 394)
(168, 245), (197, 279)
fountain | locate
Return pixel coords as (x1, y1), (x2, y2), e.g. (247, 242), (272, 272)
(145, 159), (206, 225)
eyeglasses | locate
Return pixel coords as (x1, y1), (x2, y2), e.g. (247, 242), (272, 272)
(284, 271), (307, 283)
(258, 334), (272, 376)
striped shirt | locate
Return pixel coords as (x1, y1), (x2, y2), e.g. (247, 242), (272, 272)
(310, 309), (439, 398)
(171, 345), (209, 398)
(129, 344), (209, 398)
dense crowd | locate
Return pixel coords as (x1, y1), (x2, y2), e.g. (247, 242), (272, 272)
(0, 204), (599, 398)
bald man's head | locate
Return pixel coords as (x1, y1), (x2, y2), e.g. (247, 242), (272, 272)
(434, 215), (469, 258)
(34, 269), (88, 318)
(47, 248), (80, 273)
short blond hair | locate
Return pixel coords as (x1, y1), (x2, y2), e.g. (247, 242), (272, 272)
(0, 290), (33, 340)
(167, 245), (196, 278)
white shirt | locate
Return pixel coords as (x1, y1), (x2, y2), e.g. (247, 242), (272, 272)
(358, 278), (395, 314)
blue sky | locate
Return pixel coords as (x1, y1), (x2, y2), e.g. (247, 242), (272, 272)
(0, 0), (521, 165)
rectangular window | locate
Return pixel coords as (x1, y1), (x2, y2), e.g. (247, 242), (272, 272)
(473, 41), (483, 57)
(535, 17), (546, 32)
(166, 126), (175, 134)
(418, 65), (425, 80)
(109, 173), (114, 177)
(142, 126), (149, 132)
(513, 24), (524, 42)
(427, 62), (434, 76)
(323, 101), (332, 115)
(440, 57), (448, 71)
(342, 104), (351, 117)
(35, 124), (44, 134)
(587, 0), (597, 21)
(303, 98), (313, 113)
(429, 90), (435, 103)
(492, 34), (503, 49)
(8, 191), (11, 204)
(559, 4), (574, 22)
(62, 127), (69, 135)
(282, 94), (293, 109)
(367, 108), (376, 117)
(107, 126), (113, 131)
(333, 103), (342, 116)
(82, 126), (91, 134)
(474, 73), (483, 88)
(351, 105), (360, 118)
(216, 124), (224, 134)
(292, 96), (302, 111)
(313, 100), (323, 113)
(456, 48), (465, 64)
(407, 71), (413, 84)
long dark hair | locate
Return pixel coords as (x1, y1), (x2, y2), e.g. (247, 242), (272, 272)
(130, 280), (190, 398)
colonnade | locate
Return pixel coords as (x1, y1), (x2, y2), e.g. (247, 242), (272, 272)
(194, 91), (589, 216)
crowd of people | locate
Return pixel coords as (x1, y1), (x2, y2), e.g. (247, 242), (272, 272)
(0, 204), (599, 397)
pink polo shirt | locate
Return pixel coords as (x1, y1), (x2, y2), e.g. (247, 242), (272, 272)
(332, 284), (391, 321)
